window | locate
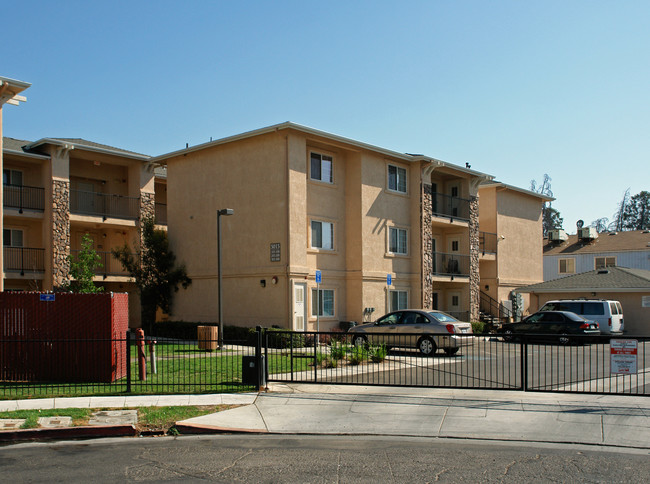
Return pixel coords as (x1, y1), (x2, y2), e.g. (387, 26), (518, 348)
(452, 295), (459, 306)
(311, 288), (334, 317)
(310, 152), (333, 183)
(390, 290), (408, 311)
(387, 164), (407, 193)
(559, 258), (575, 274)
(595, 256), (616, 269)
(389, 227), (408, 255)
(451, 240), (459, 252)
(3, 169), (23, 186)
(311, 221), (334, 250)
(3, 229), (23, 247)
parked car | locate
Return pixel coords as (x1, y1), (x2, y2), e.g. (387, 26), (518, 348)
(538, 299), (623, 334)
(348, 309), (473, 356)
(500, 310), (600, 344)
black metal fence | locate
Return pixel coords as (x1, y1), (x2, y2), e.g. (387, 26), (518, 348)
(264, 330), (650, 396)
(69, 250), (136, 277)
(432, 193), (470, 221)
(432, 252), (470, 276)
(2, 329), (648, 399)
(3, 184), (45, 212)
(479, 231), (497, 255)
(0, 333), (258, 399)
(70, 190), (140, 220)
(3, 247), (45, 273)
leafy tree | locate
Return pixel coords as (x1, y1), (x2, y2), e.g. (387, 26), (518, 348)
(623, 191), (650, 230)
(590, 217), (610, 233)
(66, 233), (103, 293)
(112, 217), (191, 333)
(530, 174), (563, 236)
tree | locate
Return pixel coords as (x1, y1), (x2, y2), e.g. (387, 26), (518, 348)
(112, 217), (191, 333)
(66, 233), (103, 293)
(611, 188), (631, 232)
(530, 174), (563, 236)
(622, 191), (650, 230)
(590, 217), (610, 233)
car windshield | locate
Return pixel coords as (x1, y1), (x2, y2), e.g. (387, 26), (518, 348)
(427, 311), (458, 323)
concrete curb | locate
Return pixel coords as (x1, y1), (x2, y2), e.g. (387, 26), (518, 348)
(0, 425), (137, 443)
(174, 422), (268, 435)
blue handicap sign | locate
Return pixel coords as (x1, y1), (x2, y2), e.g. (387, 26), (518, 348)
(40, 293), (55, 302)
(387, 274), (392, 285)
(315, 270), (322, 284)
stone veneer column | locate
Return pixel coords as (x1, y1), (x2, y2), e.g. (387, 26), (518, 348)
(52, 179), (71, 288)
(469, 196), (480, 321)
(421, 183), (433, 309)
(140, 192), (156, 247)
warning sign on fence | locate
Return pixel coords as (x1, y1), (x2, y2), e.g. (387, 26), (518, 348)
(610, 339), (638, 375)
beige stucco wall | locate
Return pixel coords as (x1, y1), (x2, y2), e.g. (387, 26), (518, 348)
(529, 292), (650, 336)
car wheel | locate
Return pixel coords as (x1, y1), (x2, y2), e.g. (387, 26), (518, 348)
(417, 336), (436, 356)
(558, 334), (570, 345)
(444, 347), (459, 356)
(502, 329), (513, 342)
(352, 335), (367, 347)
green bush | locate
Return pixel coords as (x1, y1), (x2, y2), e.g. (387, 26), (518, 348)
(348, 345), (367, 365)
(265, 328), (305, 349)
(471, 321), (486, 335)
(329, 340), (348, 360)
(368, 343), (388, 363)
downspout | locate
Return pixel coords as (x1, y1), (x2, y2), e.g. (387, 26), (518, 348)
(285, 133), (291, 329)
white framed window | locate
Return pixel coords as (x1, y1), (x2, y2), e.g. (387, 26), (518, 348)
(3, 228), (23, 247)
(310, 152), (333, 183)
(390, 290), (408, 311)
(595, 256), (616, 270)
(3, 169), (23, 186)
(311, 220), (334, 250)
(311, 288), (334, 317)
(559, 258), (575, 274)
(389, 227), (408, 255)
(387, 164), (407, 193)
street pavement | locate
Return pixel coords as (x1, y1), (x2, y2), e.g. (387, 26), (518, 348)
(1, 384), (649, 449)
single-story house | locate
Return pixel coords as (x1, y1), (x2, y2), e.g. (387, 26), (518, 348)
(515, 267), (650, 336)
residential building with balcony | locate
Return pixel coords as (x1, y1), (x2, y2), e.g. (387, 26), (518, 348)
(477, 182), (552, 321)
(1, 135), (161, 325)
(153, 123), (493, 330)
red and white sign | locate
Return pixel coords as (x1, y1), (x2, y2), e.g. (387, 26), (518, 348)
(610, 339), (638, 375)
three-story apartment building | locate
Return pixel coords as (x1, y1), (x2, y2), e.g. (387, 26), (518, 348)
(153, 123), (493, 330)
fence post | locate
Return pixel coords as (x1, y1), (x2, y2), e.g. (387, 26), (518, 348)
(520, 338), (528, 391)
(255, 326), (264, 389)
(313, 332), (318, 383)
(126, 330), (132, 393)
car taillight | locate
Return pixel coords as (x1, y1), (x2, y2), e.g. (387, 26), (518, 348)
(579, 323), (591, 329)
(608, 318), (612, 327)
(446, 324), (456, 334)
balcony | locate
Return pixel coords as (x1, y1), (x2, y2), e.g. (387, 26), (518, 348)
(432, 193), (470, 221)
(3, 247), (45, 274)
(479, 231), (497, 255)
(3, 184), (45, 212)
(70, 250), (134, 278)
(432, 252), (470, 277)
(155, 203), (167, 225)
(70, 190), (139, 220)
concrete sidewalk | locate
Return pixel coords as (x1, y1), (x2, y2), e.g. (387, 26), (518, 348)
(177, 384), (650, 449)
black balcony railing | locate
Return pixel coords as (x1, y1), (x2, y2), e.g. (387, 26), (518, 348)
(70, 250), (134, 278)
(155, 203), (167, 225)
(3, 247), (45, 274)
(479, 231), (497, 255)
(432, 252), (470, 277)
(432, 193), (470, 221)
(70, 190), (139, 220)
(480, 291), (512, 322)
(3, 184), (45, 212)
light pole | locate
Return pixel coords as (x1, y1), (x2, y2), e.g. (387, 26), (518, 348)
(217, 208), (234, 348)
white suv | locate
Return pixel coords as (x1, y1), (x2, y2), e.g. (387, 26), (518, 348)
(538, 299), (624, 335)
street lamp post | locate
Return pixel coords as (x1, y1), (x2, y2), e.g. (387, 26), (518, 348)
(217, 208), (234, 348)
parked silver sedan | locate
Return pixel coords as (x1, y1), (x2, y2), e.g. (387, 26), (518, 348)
(348, 310), (473, 356)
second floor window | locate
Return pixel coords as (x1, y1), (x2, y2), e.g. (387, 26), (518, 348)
(3, 169), (23, 186)
(311, 220), (333, 250)
(595, 256), (616, 270)
(388, 164), (407, 193)
(3, 228), (23, 247)
(310, 152), (333, 183)
(389, 227), (408, 255)
(559, 258), (575, 274)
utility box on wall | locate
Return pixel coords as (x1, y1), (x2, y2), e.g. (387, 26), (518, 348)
(0, 292), (129, 383)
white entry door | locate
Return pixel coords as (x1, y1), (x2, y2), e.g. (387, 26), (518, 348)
(448, 292), (461, 315)
(293, 283), (307, 331)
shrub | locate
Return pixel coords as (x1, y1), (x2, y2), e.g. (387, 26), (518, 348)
(471, 321), (486, 335)
(265, 328), (305, 349)
(329, 340), (348, 360)
(348, 345), (367, 365)
(368, 343), (388, 363)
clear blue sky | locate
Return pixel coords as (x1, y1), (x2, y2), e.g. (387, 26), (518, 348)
(3, 1), (648, 232)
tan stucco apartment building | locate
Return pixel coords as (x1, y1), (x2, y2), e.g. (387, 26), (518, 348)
(153, 122), (547, 331)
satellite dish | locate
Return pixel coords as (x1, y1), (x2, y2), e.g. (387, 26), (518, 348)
(576, 220), (584, 229)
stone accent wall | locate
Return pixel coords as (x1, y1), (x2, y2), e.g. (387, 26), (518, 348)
(140, 192), (155, 222)
(52, 179), (71, 288)
(469, 196), (480, 321)
(421, 183), (433, 309)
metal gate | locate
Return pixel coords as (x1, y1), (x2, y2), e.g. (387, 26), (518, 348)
(263, 329), (649, 396)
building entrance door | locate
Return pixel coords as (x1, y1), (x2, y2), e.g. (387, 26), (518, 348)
(293, 283), (306, 331)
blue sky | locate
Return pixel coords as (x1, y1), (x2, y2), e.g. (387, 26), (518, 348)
(3, 1), (648, 232)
